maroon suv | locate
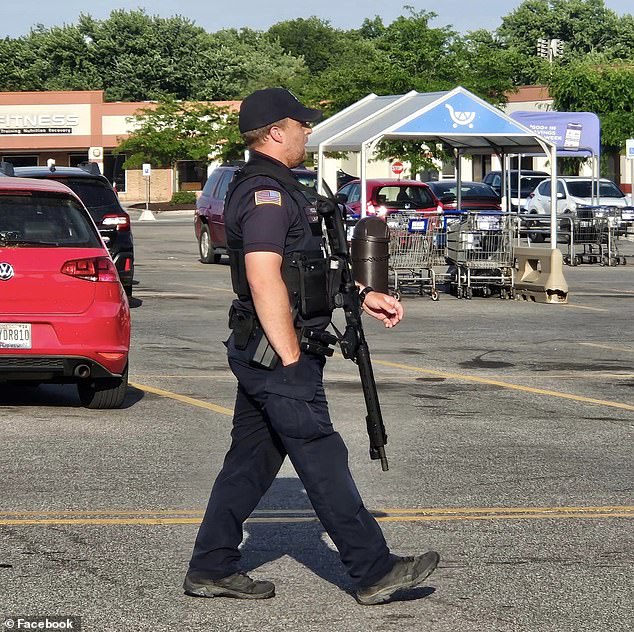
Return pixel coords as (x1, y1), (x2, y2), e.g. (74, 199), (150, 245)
(195, 163), (317, 264)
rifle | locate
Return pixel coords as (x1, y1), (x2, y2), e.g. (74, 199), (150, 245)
(315, 186), (389, 472)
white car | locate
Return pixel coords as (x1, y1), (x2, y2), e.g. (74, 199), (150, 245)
(525, 177), (631, 215)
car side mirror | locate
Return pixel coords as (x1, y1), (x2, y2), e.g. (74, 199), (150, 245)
(556, 192), (565, 199)
(335, 193), (348, 204)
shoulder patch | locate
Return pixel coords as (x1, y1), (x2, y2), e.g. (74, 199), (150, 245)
(254, 190), (282, 206)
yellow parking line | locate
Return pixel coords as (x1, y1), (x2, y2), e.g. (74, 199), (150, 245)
(371, 359), (634, 412)
(131, 357), (634, 414)
(1, 504), (631, 518)
(578, 342), (634, 353)
(129, 382), (233, 416)
(562, 304), (609, 312)
(0, 504), (631, 526)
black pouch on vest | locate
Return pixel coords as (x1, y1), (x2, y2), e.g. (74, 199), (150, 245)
(292, 255), (331, 319)
(228, 306), (255, 350)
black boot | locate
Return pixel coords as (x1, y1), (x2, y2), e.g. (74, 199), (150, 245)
(184, 571), (275, 600)
(356, 551), (439, 605)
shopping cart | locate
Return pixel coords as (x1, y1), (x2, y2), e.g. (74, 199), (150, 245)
(560, 206), (627, 266)
(446, 211), (516, 299)
(386, 212), (437, 299)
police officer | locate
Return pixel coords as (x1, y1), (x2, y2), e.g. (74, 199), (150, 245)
(184, 88), (439, 605)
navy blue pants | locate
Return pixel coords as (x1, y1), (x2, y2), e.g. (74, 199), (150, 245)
(188, 334), (394, 588)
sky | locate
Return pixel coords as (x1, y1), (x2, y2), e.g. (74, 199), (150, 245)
(2, 0), (632, 37)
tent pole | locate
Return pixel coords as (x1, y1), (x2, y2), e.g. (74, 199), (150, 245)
(456, 148), (462, 210)
(550, 145), (558, 249)
(360, 142), (367, 218)
(317, 145), (325, 196)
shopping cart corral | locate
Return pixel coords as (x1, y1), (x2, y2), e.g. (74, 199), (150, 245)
(446, 211), (516, 299)
(559, 206), (628, 267)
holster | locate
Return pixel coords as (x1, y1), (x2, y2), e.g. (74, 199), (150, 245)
(228, 306), (255, 350)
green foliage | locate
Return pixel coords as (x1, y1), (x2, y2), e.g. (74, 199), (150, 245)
(192, 28), (309, 100)
(497, 0), (632, 83)
(548, 59), (634, 150)
(447, 30), (519, 103)
(268, 17), (346, 75)
(373, 140), (450, 178)
(0, 9), (308, 102)
(115, 99), (244, 168)
(170, 191), (197, 205)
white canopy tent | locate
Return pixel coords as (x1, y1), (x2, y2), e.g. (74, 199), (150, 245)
(307, 86), (560, 247)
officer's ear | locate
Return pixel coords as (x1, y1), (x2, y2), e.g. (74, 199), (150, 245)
(269, 126), (284, 143)
(268, 120), (288, 144)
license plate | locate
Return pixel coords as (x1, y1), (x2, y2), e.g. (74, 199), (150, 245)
(0, 323), (32, 349)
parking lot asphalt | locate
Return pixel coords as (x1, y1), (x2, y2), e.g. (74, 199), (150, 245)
(1, 217), (632, 632)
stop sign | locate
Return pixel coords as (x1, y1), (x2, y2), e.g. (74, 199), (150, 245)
(391, 161), (404, 175)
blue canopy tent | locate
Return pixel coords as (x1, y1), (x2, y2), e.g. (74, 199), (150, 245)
(307, 87), (561, 247)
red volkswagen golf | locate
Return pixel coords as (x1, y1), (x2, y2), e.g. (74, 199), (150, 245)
(0, 177), (130, 408)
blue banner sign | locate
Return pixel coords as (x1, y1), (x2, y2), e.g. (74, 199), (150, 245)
(510, 112), (600, 157)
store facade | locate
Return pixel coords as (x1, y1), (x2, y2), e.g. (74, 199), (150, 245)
(0, 90), (239, 202)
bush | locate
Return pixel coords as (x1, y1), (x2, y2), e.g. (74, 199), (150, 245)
(170, 191), (197, 205)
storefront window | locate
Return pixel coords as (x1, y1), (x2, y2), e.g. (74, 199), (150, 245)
(69, 153), (89, 167)
(1, 155), (38, 167)
(177, 160), (207, 191)
(104, 153), (126, 193)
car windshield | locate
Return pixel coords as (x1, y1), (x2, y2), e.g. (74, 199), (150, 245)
(0, 193), (101, 247)
(514, 176), (548, 196)
(566, 180), (624, 198)
(432, 183), (498, 199)
(375, 185), (433, 209)
(52, 178), (120, 221)
(294, 171), (317, 189)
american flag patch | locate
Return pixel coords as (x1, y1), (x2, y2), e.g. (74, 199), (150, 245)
(254, 190), (282, 206)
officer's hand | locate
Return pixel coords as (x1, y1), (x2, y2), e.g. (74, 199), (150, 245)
(361, 292), (404, 328)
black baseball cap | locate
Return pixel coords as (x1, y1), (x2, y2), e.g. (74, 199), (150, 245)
(239, 88), (322, 133)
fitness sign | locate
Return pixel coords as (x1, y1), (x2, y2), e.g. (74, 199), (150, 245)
(0, 112), (81, 135)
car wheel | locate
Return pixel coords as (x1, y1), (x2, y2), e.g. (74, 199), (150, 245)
(198, 225), (216, 264)
(77, 365), (128, 409)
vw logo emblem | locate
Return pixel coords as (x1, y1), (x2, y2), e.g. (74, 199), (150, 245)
(0, 262), (15, 281)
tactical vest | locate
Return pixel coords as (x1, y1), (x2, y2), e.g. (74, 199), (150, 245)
(224, 157), (333, 321)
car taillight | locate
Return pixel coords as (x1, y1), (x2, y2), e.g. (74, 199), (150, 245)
(61, 257), (119, 282)
(101, 213), (130, 231)
(366, 202), (388, 217)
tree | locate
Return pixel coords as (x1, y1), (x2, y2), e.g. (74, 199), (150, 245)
(497, 0), (632, 83)
(548, 59), (634, 151)
(373, 140), (450, 180)
(267, 17), (346, 75)
(0, 10), (309, 102)
(192, 28), (308, 100)
(114, 99), (244, 169)
(448, 30), (521, 104)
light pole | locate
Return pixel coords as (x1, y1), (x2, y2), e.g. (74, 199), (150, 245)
(537, 38), (564, 63)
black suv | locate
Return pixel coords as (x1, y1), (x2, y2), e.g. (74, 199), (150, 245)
(195, 162), (317, 263)
(0, 161), (134, 296)
(482, 170), (549, 212)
